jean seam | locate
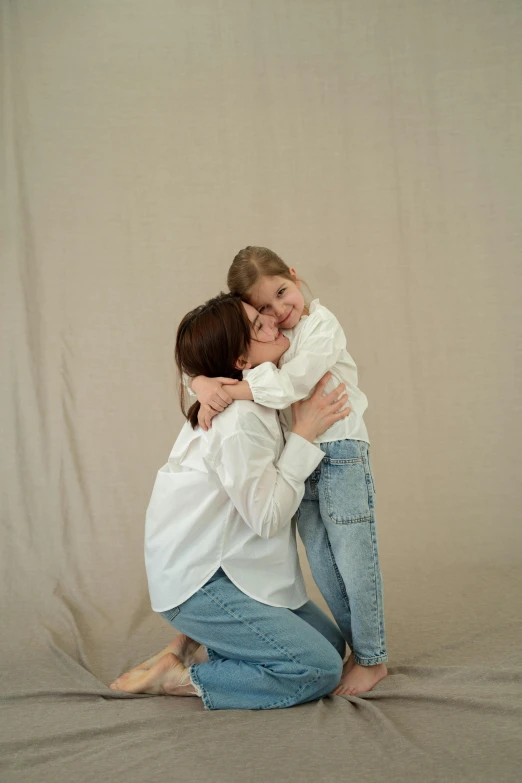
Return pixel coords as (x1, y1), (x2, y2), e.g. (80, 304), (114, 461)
(330, 514), (374, 525)
(362, 445), (386, 655)
(350, 518), (387, 662)
(370, 519), (387, 654)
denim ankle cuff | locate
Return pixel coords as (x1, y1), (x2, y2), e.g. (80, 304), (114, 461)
(189, 663), (214, 710)
(353, 653), (388, 666)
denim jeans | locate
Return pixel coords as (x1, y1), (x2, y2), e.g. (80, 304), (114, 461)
(160, 568), (345, 710)
(297, 439), (387, 666)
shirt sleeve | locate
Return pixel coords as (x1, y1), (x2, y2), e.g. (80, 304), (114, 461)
(244, 307), (347, 409)
(182, 372), (197, 399)
(209, 423), (323, 540)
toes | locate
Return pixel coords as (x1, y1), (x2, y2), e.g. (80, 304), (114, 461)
(331, 684), (359, 696)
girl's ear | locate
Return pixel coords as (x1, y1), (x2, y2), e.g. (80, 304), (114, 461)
(234, 356), (252, 371)
(289, 267), (300, 286)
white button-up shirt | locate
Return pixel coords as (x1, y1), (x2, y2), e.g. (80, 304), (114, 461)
(244, 300), (369, 445)
(145, 401), (324, 612)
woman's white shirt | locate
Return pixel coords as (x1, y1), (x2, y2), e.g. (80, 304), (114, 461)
(144, 401), (324, 612)
(243, 299), (369, 445)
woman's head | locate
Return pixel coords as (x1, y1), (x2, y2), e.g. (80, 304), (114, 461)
(176, 292), (289, 427)
(227, 246), (306, 330)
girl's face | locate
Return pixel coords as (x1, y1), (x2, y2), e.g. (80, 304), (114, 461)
(236, 302), (290, 370)
(247, 270), (305, 330)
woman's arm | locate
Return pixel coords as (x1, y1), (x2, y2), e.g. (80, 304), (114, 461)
(212, 426), (322, 540)
(209, 375), (349, 539)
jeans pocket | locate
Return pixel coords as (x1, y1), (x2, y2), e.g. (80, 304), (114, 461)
(160, 606), (181, 625)
(321, 455), (373, 524)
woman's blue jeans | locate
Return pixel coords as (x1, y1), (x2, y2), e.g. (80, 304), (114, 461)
(297, 439), (387, 666)
(160, 568), (345, 711)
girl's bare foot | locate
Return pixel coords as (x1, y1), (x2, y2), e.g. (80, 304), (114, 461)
(332, 652), (388, 696)
(110, 652), (198, 696)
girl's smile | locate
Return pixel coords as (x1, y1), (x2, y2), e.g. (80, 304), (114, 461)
(277, 309), (294, 327)
(247, 272), (305, 331)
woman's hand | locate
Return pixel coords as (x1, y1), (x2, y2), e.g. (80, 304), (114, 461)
(291, 373), (350, 443)
(191, 376), (239, 412)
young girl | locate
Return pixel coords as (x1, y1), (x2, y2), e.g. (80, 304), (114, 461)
(191, 247), (388, 696)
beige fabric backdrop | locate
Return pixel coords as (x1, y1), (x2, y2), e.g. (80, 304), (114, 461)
(1, 2), (521, 781)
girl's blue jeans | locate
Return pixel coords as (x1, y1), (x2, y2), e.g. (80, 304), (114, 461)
(160, 568), (345, 711)
(297, 438), (388, 666)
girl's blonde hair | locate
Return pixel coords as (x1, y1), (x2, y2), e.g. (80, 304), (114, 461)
(227, 246), (296, 299)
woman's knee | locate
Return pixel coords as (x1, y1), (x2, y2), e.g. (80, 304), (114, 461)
(320, 650), (343, 692)
(300, 646), (343, 701)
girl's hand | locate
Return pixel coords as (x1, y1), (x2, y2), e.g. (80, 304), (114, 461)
(198, 403), (220, 432)
(291, 373), (350, 443)
(191, 376), (239, 412)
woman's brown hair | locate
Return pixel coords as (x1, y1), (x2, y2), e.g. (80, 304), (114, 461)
(175, 293), (252, 428)
(227, 246), (296, 299)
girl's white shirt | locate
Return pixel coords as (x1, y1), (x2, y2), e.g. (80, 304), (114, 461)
(144, 400), (323, 612)
(243, 299), (369, 444)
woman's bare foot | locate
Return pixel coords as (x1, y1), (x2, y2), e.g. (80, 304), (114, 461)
(110, 652), (198, 696)
(171, 634), (209, 666)
(332, 652), (388, 696)
(110, 634), (208, 695)
(129, 634), (208, 673)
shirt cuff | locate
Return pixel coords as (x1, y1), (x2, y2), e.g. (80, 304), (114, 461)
(243, 364), (295, 408)
(182, 373), (197, 398)
(277, 432), (324, 482)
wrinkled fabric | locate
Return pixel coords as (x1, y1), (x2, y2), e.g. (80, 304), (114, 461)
(1, 1), (521, 782)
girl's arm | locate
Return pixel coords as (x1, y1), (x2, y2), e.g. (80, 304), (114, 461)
(191, 375), (251, 431)
(244, 308), (346, 408)
(190, 307), (345, 412)
(192, 375), (252, 405)
(194, 308), (346, 429)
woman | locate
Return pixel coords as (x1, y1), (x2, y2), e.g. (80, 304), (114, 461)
(110, 293), (350, 710)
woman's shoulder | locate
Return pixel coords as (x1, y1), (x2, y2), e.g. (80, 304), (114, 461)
(206, 400), (280, 443)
